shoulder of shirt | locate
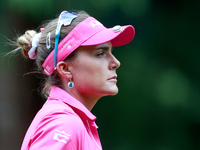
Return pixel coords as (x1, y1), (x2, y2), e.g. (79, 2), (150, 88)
(33, 98), (85, 133)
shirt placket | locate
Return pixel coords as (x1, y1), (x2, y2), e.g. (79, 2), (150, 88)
(86, 120), (102, 150)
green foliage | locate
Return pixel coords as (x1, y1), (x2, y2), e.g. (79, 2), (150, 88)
(5, 0), (54, 15)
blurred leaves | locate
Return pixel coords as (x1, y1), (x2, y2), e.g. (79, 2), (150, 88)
(89, 0), (150, 17)
(5, 0), (54, 15)
(155, 69), (190, 106)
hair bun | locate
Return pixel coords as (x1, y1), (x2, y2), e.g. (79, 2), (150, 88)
(17, 30), (37, 57)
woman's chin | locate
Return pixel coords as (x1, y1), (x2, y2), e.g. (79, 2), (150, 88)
(105, 86), (119, 96)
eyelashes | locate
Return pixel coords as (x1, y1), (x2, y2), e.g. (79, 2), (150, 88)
(96, 51), (106, 57)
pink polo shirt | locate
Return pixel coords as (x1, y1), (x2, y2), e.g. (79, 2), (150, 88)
(21, 86), (102, 150)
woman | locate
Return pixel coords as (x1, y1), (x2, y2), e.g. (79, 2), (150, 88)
(16, 10), (135, 150)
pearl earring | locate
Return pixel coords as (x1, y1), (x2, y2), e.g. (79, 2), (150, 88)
(68, 79), (74, 88)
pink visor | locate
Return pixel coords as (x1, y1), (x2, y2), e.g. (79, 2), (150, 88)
(42, 17), (135, 75)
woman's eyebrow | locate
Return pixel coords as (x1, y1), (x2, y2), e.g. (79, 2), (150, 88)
(96, 46), (113, 51)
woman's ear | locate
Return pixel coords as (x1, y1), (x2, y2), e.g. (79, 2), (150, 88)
(56, 61), (72, 79)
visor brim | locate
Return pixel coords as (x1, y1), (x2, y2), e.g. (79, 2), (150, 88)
(81, 25), (135, 47)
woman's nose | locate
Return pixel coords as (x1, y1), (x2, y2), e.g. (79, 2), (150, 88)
(109, 54), (121, 70)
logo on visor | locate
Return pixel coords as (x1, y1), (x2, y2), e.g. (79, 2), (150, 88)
(59, 37), (75, 52)
(89, 20), (103, 27)
(45, 65), (50, 71)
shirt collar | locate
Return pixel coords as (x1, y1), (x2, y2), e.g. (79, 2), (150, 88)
(48, 86), (96, 121)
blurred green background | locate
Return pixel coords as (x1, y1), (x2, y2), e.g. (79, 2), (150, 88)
(0, 0), (200, 150)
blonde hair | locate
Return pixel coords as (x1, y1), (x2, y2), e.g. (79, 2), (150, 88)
(14, 11), (90, 97)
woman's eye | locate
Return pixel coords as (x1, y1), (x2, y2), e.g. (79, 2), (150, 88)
(97, 52), (106, 57)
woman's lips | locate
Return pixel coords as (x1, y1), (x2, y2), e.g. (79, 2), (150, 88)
(108, 75), (117, 82)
